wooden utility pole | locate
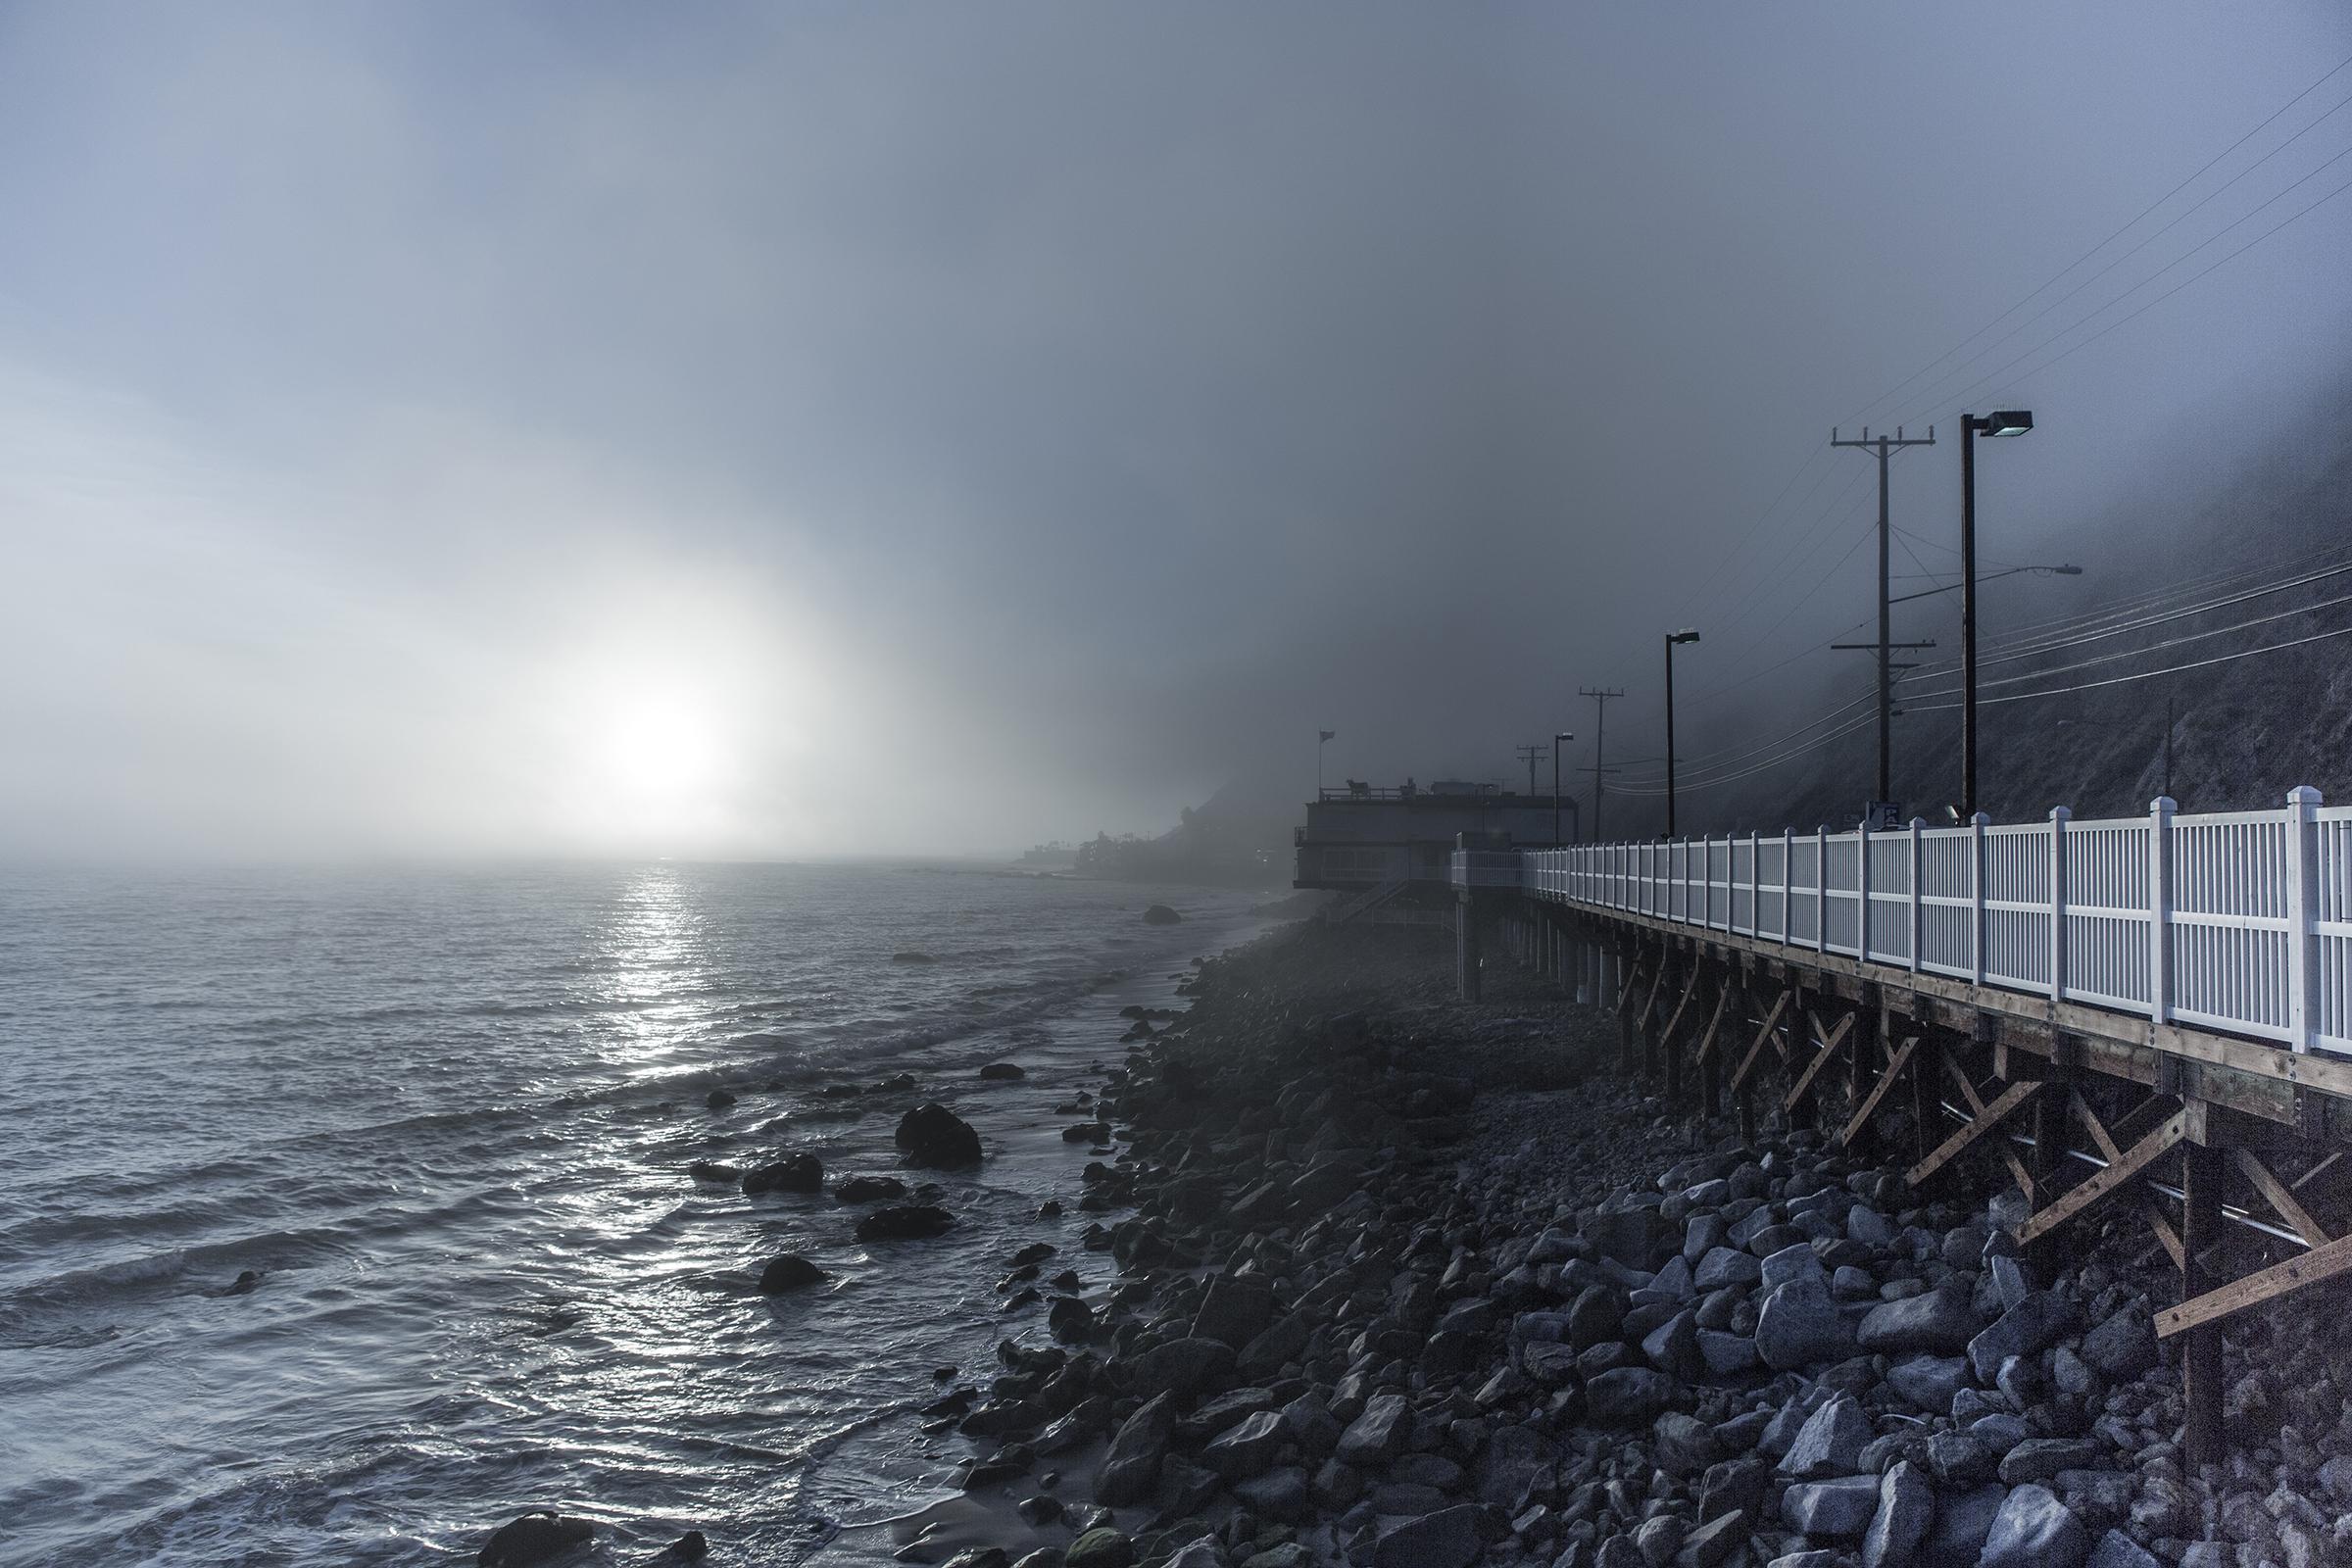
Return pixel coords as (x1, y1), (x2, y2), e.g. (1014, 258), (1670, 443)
(1581, 687), (1624, 842)
(1832, 426), (1936, 811)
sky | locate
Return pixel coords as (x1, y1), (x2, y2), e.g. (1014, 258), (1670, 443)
(2, 2), (2348, 859)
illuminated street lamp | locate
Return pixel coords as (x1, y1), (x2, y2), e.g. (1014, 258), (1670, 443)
(1664, 629), (1700, 837)
(1960, 409), (2034, 815)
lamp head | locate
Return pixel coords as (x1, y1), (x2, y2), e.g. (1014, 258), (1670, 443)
(1667, 629), (1700, 645)
(2051, 564), (2082, 575)
(1978, 409), (2034, 437)
(1555, 731), (1574, 741)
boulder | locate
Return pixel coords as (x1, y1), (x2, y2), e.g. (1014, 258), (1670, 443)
(1066, 1530), (1135, 1568)
(1781, 1477), (1880, 1538)
(1474, 1423), (1555, 1509)
(1778, 1396), (1870, 1479)
(759, 1254), (826, 1293)
(1755, 1277), (1848, 1371)
(1096, 1392), (1179, 1505)
(687, 1160), (741, 1184)
(2079, 1304), (2156, 1380)
(1860, 1460), (1932, 1568)
(1886, 1353), (1969, 1414)
(1127, 1337), (1236, 1399)
(896, 1102), (984, 1167)
(1978, 1485), (2088, 1568)
(831, 1175), (908, 1204)
(979, 1062), (1027, 1081)
(1371, 1505), (1488, 1568)
(1586, 1368), (1677, 1424)
(1142, 905), (1184, 925)
(743, 1152), (824, 1196)
(1202, 1410), (1286, 1481)
(2085, 1530), (2160, 1568)
(1967, 1292), (2076, 1383)
(478, 1512), (594, 1567)
(1193, 1275), (1277, 1348)
(1336, 1394), (1413, 1465)
(1856, 1285), (1980, 1355)
(1923, 1484), (2004, 1568)
(1232, 1466), (1310, 1520)
(857, 1204), (956, 1241)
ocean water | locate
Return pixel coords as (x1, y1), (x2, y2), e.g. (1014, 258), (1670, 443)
(0, 861), (1267, 1567)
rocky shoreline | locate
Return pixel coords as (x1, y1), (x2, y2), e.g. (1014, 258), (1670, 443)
(884, 921), (2352, 1568)
(477, 918), (2352, 1568)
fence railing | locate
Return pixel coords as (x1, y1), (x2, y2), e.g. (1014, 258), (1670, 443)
(1455, 787), (2352, 1056)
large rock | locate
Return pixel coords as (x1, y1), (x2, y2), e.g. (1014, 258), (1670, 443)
(1778, 1396), (1870, 1480)
(1856, 1285), (1980, 1355)
(1142, 905), (1184, 925)
(1128, 1337), (1236, 1399)
(1475, 1423), (1555, 1510)
(2085, 1530), (2160, 1568)
(1194, 1275), (1277, 1349)
(1642, 1309), (1704, 1382)
(1694, 1247), (1763, 1291)
(1755, 1277), (1849, 1372)
(857, 1204), (955, 1241)
(1371, 1505), (1488, 1568)
(1923, 1485), (2004, 1568)
(895, 1102), (984, 1167)
(1335, 1393), (1413, 1465)
(1967, 1292), (2077, 1383)
(1066, 1530), (1135, 1568)
(759, 1254), (826, 1293)
(1886, 1354), (1970, 1414)
(1232, 1466), (1309, 1521)
(479, 1512), (594, 1567)
(831, 1175), (907, 1204)
(1585, 1368), (1677, 1425)
(1977, 1485), (2088, 1568)
(743, 1152), (824, 1196)
(2079, 1304), (2157, 1380)
(1096, 1392), (1179, 1505)
(1202, 1410), (1286, 1481)
(1860, 1461), (1933, 1568)
(1781, 1477), (1880, 1538)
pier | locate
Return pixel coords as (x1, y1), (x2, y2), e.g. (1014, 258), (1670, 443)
(1390, 788), (2352, 1470)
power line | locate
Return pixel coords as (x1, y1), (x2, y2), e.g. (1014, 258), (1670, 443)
(1838, 49), (2352, 430)
(1904, 618), (2352, 713)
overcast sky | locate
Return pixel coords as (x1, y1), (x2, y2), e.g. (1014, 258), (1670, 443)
(2, 3), (2347, 859)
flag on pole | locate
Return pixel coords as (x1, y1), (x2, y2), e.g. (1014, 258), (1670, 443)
(1319, 729), (1335, 742)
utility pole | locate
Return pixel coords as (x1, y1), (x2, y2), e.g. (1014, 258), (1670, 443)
(1832, 425), (1936, 815)
(1580, 687), (1624, 842)
(1515, 743), (1546, 799)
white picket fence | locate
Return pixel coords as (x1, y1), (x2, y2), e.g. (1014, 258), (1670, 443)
(1456, 787), (2352, 1055)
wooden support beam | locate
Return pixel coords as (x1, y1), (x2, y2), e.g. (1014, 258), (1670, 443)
(2180, 1138), (2225, 1469)
(2070, 1089), (2124, 1164)
(2230, 1148), (2331, 1249)
(2016, 1111), (2188, 1245)
(1782, 1012), (1856, 1116)
(2142, 1198), (2186, 1269)
(1942, 1053), (2040, 1200)
(1728, 994), (1789, 1099)
(1838, 1035), (1920, 1149)
(2159, 1226), (2352, 1341)
(1690, 987), (1733, 1068)
(1658, 964), (1704, 1047)
(1908, 1077), (2041, 1189)
(1911, 1033), (1943, 1164)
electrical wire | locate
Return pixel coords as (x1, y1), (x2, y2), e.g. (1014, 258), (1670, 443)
(1904, 618), (2352, 712)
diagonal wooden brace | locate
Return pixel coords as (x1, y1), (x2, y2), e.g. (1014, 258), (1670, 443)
(1838, 1035), (1920, 1149)
(2142, 1198), (2185, 1269)
(1729, 990), (1790, 1098)
(2158, 1228), (2352, 1340)
(1690, 988), (1733, 1068)
(1906, 1077), (2040, 1189)
(2015, 1111), (2188, 1246)
(1659, 966), (1704, 1044)
(2070, 1088), (2123, 1164)
(1943, 1054), (2040, 1200)
(2230, 1148), (2332, 1249)
(1781, 1012), (1855, 1115)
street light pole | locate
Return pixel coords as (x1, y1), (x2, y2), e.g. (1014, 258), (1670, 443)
(1664, 630), (1699, 837)
(1958, 410), (2034, 816)
(1552, 731), (1575, 845)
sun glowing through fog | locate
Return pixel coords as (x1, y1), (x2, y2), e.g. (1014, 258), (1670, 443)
(595, 687), (728, 803)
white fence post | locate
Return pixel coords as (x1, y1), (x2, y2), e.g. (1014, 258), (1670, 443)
(1781, 828), (1793, 948)
(1908, 816), (1925, 973)
(2049, 806), (2071, 1003)
(2287, 785), (2322, 1054)
(1858, 814), (1874, 960)
(1970, 811), (1989, 988)
(1748, 829), (1760, 938)
(2148, 796), (2175, 1026)
(1815, 826), (1829, 953)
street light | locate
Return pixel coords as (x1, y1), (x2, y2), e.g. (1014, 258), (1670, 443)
(1552, 731), (1575, 846)
(1664, 629), (1700, 837)
(1960, 410), (2034, 816)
